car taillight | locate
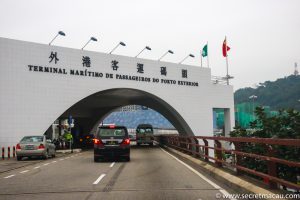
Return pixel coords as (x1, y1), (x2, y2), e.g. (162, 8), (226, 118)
(121, 138), (130, 145)
(109, 125), (115, 129)
(16, 143), (21, 150)
(38, 144), (45, 149)
(94, 139), (104, 146)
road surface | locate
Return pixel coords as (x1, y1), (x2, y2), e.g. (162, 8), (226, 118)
(0, 145), (233, 200)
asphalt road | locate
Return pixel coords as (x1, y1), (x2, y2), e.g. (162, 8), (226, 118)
(0, 145), (233, 200)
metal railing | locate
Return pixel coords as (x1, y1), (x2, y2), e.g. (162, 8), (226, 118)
(155, 135), (300, 191)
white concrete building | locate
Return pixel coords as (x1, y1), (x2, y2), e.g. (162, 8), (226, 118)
(0, 37), (234, 150)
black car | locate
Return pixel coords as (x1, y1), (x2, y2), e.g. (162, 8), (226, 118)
(94, 125), (130, 162)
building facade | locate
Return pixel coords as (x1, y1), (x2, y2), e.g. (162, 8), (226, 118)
(0, 37), (235, 150)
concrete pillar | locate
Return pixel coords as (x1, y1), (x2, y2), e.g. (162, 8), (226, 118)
(58, 119), (62, 137)
(224, 108), (234, 137)
(52, 124), (56, 140)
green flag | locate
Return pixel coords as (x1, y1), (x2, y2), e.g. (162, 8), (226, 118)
(202, 44), (208, 57)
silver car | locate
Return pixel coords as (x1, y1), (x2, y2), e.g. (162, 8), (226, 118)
(16, 135), (56, 161)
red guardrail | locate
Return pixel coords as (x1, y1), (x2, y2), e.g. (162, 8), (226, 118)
(156, 135), (300, 191)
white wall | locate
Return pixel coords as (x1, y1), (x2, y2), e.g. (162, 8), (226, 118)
(0, 37), (234, 152)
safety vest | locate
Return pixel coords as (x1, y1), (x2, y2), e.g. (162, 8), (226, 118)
(65, 133), (73, 141)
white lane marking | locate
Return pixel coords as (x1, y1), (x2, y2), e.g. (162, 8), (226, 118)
(34, 166), (41, 169)
(59, 158), (64, 161)
(51, 161), (57, 163)
(160, 147), (236, 200)
(110, 162), (115, 168)
(93, 174), (106, 185)
(4, 174), (15, 179)
(65, 157), (70, 159)
(20, 170), (29, 174)
(43, 163), (50, 166)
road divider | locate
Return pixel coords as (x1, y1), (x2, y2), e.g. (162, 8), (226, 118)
(2, 147), (4, 160)
(13, 146), (16, 158)
(7, 147), (10, 159)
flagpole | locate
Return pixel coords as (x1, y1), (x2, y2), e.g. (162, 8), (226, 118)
(225, 36), (229, 85)
(207, 41), (209, 68)
(201, 50), (203, 67)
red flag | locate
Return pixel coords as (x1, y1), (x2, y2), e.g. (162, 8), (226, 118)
(222, 38), (230, 57)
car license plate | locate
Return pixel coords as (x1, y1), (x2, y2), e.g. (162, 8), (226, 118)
(25, 145), (34, 150)
(107, 141), (117, 145)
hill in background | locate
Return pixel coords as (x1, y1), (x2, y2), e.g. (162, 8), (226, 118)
(234, 75), (300, 111)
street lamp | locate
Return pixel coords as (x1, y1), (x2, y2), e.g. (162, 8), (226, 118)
(81, 37), (98, 50)
(49, 31), (66, 45)
(249, 95), (258, 121)
(179, 54), (195, 64)
(135, 46), (151, 58)
(158, 50), (174, 61)
(109, 41), (126, 54)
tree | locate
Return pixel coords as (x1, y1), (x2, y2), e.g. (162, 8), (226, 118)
(230, 107), (300, 184)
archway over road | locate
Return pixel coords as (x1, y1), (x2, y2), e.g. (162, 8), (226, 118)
(58, 88), (193, 136)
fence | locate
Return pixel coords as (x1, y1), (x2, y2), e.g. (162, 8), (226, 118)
(1, 146), (16, 159)
(156, 135), (300, 191)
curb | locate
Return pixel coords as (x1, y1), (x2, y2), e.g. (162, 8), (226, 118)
(0, 149), (82, 174)
(56, 149), (82, 154)
(161, 145), (291, 200)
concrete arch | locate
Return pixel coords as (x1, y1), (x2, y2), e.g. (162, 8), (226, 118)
(0, 37), (235, 150)
(59, 88), (194, 136)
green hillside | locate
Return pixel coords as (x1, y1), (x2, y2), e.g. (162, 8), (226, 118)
(234, 75), (300, 111)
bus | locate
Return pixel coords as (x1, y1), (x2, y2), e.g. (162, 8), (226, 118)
(136, 124), (154, 146)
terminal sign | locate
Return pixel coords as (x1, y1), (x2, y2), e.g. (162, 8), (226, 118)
(26, 51), (199, 87)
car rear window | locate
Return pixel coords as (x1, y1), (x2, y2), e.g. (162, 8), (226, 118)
(137, 128), (153, 134)
(21, 136), (43, 142)
(97, 128), (126, 137)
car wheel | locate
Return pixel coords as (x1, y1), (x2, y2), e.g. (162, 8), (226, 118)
(94, 156), (99, 162)
(137, 143), (140, 146)
(43, 151), (48, 160)
(17, 156), (22, 161)
(149, 142), (153, 146)
(126, 156), (130, 162)
(52, 153), (56, 158)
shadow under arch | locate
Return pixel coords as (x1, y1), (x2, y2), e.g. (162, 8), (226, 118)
(59, 88), (194, 136)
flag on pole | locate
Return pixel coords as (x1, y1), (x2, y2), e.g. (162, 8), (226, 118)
(202, 44), (208, 57)
(222, 38), (230, 57)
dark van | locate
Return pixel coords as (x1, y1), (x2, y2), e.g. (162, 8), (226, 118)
(136, 124), (154, 146)
(94, 125), (130, 162)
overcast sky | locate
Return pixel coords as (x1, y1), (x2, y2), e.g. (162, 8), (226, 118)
(0, 0), (299, 90)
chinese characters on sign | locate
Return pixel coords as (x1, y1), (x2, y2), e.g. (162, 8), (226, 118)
(111, 60), (119, 71)
(37, 52), (198, 86)
(160, 67), (167, 76)
(182, 69), (187, 78)
(137, 63), (144, 74)
(82, 56), (91, 67)
(49, 51), (59, 64)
